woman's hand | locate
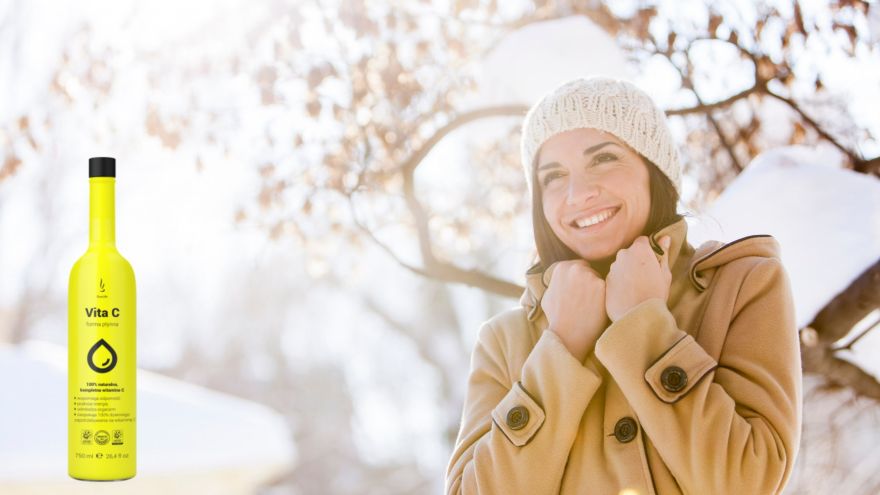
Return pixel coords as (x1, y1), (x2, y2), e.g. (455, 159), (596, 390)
(606, 235), (672, 322)
(541, 260), (609, 362)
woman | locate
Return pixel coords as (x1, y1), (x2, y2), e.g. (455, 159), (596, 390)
(445, 76), (802, 495)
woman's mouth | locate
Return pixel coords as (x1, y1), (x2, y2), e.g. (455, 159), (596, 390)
(568, 206), (620, 232)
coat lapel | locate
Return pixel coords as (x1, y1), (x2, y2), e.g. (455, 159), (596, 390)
(520, 217), (694, 323)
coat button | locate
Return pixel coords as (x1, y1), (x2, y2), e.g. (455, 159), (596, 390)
(506, 406), (529, 430)
(614, 417), (638, 443)
(661, 366), (688, 392)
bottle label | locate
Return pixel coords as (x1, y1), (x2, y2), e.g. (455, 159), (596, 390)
(69, 270), (136, 476)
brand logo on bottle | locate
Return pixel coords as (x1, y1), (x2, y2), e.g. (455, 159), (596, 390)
(87, 339), (118, 373)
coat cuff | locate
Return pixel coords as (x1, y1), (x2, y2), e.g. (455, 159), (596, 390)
(491, 329), (602, 447)
(594, 298), (717, 403)
(491, 381), (546, 447)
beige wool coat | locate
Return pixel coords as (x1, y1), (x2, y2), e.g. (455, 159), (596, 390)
(446, 217), (803, 495)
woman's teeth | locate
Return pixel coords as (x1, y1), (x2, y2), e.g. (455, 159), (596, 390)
(573, 207), (618, 229)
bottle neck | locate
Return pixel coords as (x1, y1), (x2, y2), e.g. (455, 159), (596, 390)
(89, 178), (116, 247)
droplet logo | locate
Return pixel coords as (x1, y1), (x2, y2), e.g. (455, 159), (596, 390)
(87, 339), (118, 373)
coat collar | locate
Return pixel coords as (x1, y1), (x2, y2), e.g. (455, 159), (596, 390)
(520, 217), (692, 322)
(687, 232), (780, 290)
(519, 217), (784, 321)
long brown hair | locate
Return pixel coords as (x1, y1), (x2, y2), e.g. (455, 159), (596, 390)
(528, 154), (686, 275)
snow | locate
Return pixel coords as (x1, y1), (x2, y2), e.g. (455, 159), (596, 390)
(475, 16), (632, 106)
(0, 340), (295, 490)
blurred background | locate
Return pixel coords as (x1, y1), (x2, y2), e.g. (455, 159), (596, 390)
(0, 0), (879, 493)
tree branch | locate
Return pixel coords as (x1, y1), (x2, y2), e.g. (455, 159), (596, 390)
(397, 106), (526, 266)
(764, 88), (862, 165)
(812, 258), (880, 345)
(400, 105), (528, 175)
(802, 258), (880, 400)
(666, 85), (762, 116)
(802, 345), (880, 400)
(854, 156), (880, 176)
(831, 314), (880, 352)
(347, 193), (524, 298)
(387, 105), (528, 297)
(663, 44), (745, 173)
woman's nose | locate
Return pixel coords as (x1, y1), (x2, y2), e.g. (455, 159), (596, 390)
(566, 171), (600, 205)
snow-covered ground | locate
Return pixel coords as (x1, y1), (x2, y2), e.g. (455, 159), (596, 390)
(0, 340), (295, 494)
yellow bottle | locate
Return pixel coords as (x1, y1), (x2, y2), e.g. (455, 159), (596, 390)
(68, 157), (136, 480)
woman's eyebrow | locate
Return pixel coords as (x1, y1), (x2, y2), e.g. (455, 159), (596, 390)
(538, 141), (619, 171)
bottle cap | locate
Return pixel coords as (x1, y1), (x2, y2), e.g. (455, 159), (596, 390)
(89, 157), (116, 178)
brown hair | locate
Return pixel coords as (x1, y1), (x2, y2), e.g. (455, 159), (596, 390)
(528, 154), (686, 274)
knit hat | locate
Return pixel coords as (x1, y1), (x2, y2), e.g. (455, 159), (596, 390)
(520, 76), (681, 197)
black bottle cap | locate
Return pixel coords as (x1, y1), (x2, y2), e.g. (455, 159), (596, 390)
(89, 157), (116, 177)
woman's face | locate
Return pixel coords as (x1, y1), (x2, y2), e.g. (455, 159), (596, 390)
(536, 127), (651, 263)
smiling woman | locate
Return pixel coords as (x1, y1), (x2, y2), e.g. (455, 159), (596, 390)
(446, 76), (803, 495)
(531, 128), (684, 279)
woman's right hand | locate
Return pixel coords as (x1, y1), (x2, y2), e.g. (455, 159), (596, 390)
(540, 260), (609, 363)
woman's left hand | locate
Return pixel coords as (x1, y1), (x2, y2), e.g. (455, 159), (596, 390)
(605, 235), (673, 322)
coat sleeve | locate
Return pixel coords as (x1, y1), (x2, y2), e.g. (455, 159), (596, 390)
(445, 318), (604, 494)
(593, 257), (803, 495)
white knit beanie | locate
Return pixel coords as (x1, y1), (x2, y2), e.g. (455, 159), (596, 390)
(520, 76), (681, 197)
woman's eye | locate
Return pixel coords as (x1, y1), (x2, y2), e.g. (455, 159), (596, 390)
(542, 171), (563, 186)
(592, 153), (617, 165)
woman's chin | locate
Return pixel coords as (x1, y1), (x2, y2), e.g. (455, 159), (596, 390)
(573, 246), (616, 265)
(566, 233), (614, 256)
